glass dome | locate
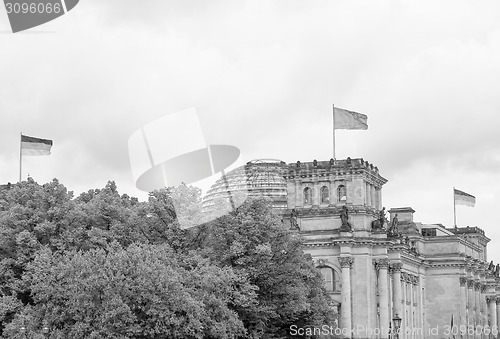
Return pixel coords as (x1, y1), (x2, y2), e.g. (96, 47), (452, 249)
(202, 159), (288, 211)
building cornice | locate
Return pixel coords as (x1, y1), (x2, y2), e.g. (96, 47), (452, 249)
(293, 205), (378, 218)
(286, 159), (388, 187)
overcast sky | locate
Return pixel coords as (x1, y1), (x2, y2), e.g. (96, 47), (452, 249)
(1, 1), (499, 259)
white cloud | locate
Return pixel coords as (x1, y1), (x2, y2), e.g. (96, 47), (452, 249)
(1, 0), (500, 259)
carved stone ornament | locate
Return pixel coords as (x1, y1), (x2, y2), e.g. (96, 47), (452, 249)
(391, 262), (403, 273)
(459, 277), (468, 286)
(481, 285), (487, 293)
(401, 272), (411, 283)
(487, 296), (497, 303)
(318, 259), (326, 266)
(374, 258), (389, 270)
(467, 279), (475, 289)
(298, 206), (358, 217)
(475, 282), (482, 290)
(339, 257), (354, 268)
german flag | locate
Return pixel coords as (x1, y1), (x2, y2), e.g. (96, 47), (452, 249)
(21, 135), (53, 156)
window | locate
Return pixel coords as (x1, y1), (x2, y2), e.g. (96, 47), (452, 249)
(421, 228), (436, 237)
(303, 187), (312, 204)
(319, 267), (340, 292)
(321, 186), (329, 204)
(337, 185), (346, 202)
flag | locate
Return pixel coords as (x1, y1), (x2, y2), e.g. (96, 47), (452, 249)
(334, 107), (368, 130)
(21, 135), (53, 156)
(454, 189), (475, 207)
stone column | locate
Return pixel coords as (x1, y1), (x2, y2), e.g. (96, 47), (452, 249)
(366, 183), (371, 206)
(488, 297), (497, 337)
(475, 282), (481, 339)
(406, 275), (414, 338)
(340, 257), (354, 338)
(376, 259), (390, 339)
(468, 280), (475, 339)
(371, 185), (376, 209)
(412, 276), (420, 339)
(392, 263), (403, 325)
(376, 188), (382, 210)
(460, 277), (467, 336)
(401, 273), (408, 333)
(481, 286), (488, 338)
(496, 298), (500, 338)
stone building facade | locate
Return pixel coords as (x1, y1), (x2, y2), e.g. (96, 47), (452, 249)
(201, 157), (499, 339)
(282, 158), (498, 339)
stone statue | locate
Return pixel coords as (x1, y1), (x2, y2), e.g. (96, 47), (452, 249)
(379, 207), (387, 228)
(392, 214), (398, 228)
(388, 213), (398, 236)
(371, 207), (390, 231)
(290, 209), (299, 230)
(495, 264), (500, 277)
(489, 260), (495, 271)
(340, 206), (351, 230)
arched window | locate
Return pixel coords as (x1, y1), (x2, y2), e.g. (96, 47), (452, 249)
(337, 185), (347, 202)
(319, 267), (340, 292)
(320, 186), (329, 204)
(303, 187), (312, 205)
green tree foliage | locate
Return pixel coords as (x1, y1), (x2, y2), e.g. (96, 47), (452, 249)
(190, 198), (335, 338)
(4, 243), (245, 338)
(0, 179), (335, 338)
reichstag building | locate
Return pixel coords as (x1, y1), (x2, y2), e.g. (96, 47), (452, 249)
(203, 158), (498, 339)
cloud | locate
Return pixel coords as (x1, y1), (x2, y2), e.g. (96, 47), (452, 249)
(1, 0), (500, 257)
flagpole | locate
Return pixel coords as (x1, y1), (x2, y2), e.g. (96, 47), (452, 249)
(453, 187), (457, 227)
(19, 132), (22, 182)
(332, 104), (336, 160)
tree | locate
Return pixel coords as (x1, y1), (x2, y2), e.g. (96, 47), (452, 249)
(1, 178), (335, 338)
(190, 198), (336, 338)
(0, 178), (75, 335)
(3, 243), (247, 338)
